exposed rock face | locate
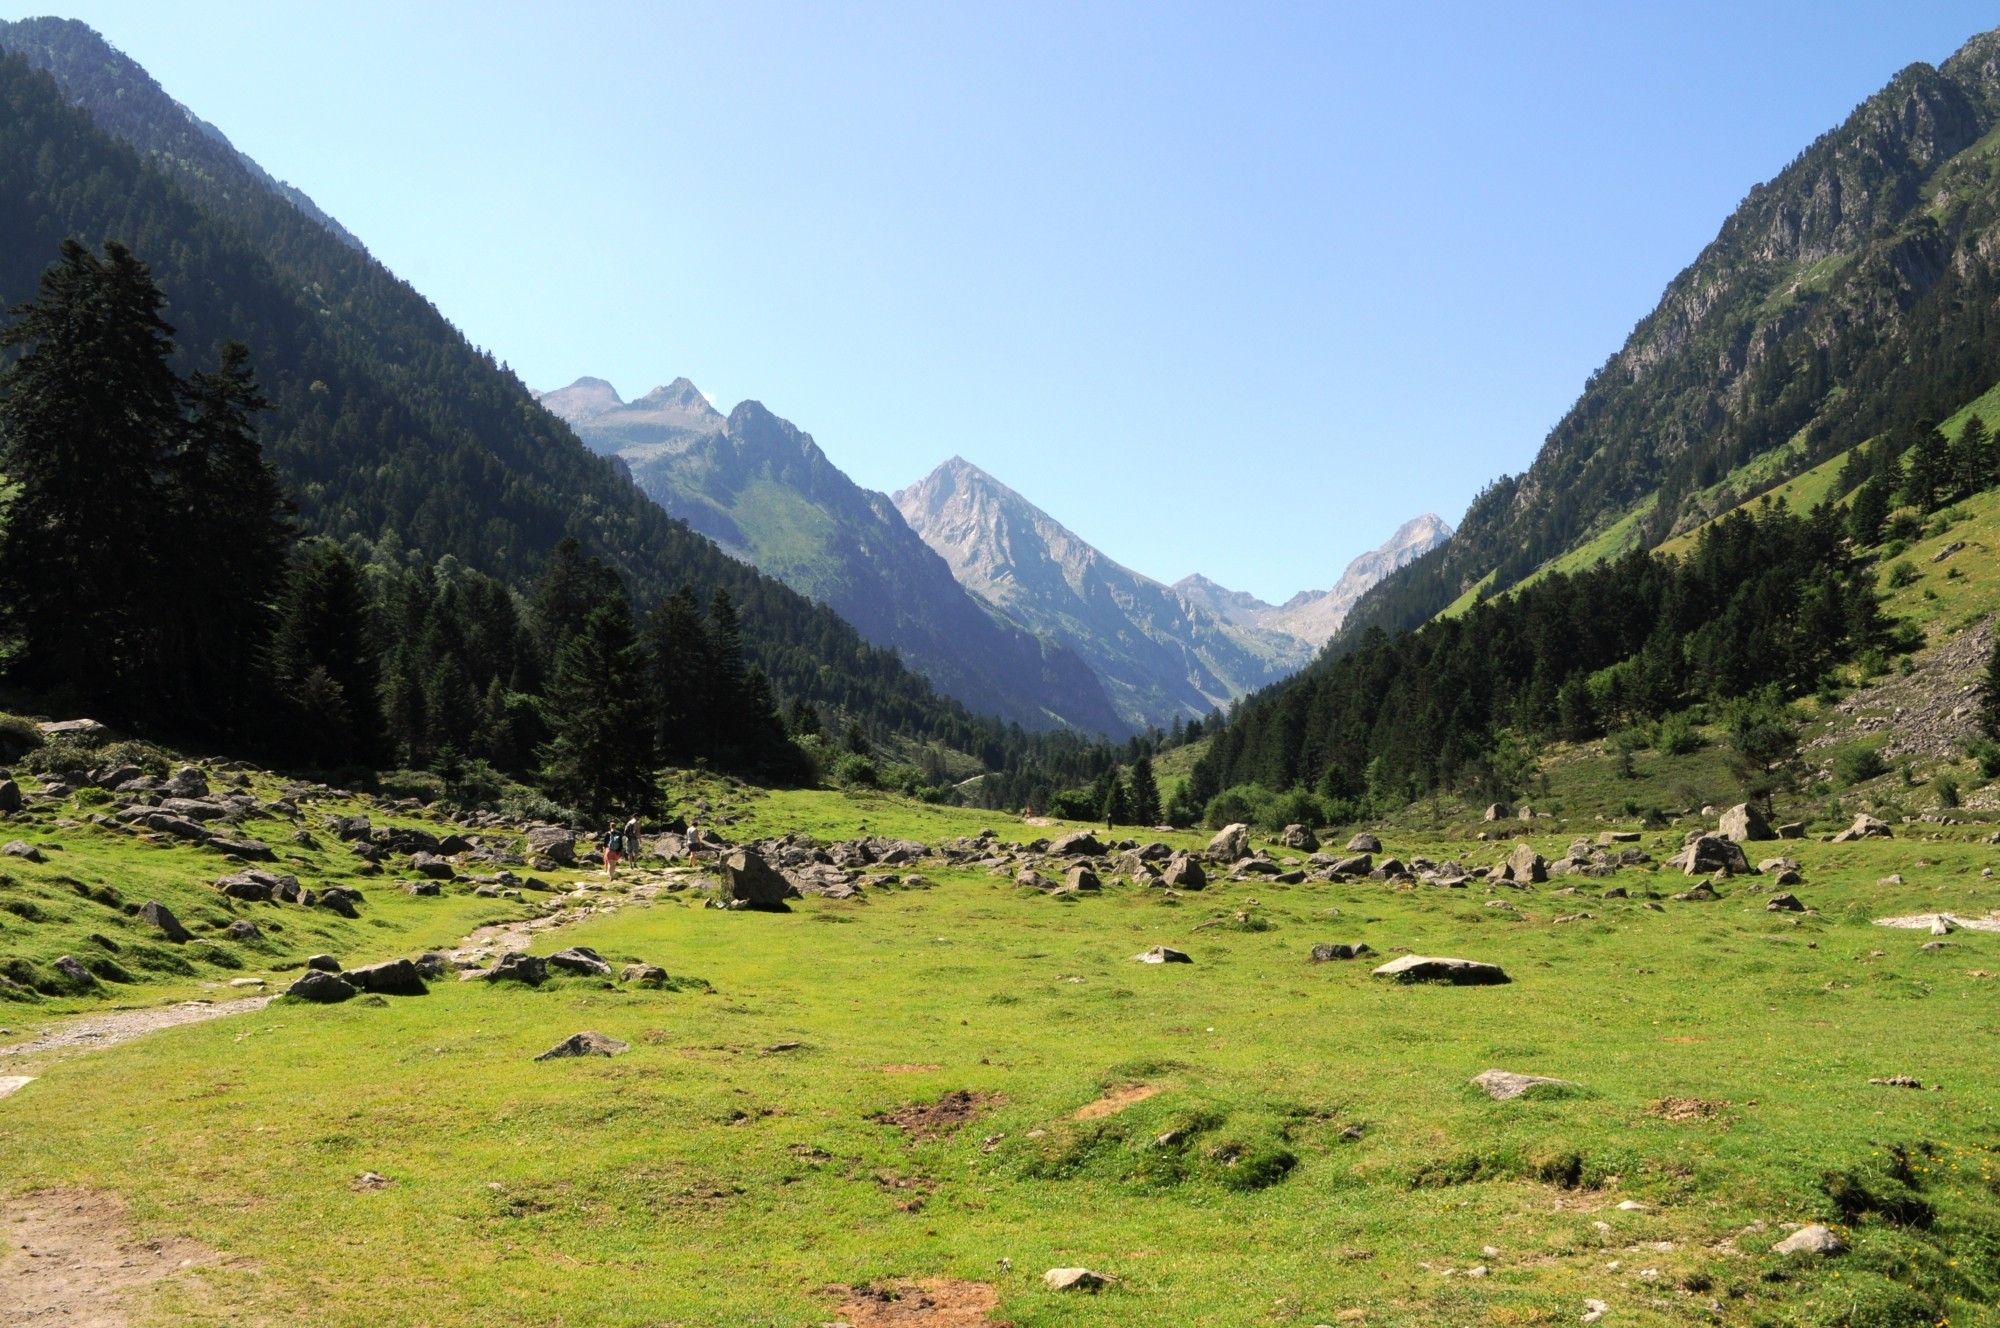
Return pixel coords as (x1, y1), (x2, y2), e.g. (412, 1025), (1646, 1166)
(895, 457), (1314, 727)
(1174, 514), (1453, 646)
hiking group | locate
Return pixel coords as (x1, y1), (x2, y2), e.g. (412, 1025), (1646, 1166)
(602, 813), (643, 878)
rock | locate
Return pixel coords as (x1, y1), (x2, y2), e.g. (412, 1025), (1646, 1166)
(621, 963), (669, 985)
(1718, 803), (1776, 843)
(1043, 1268), (1111, 1292)
(1372, 954), (1510, 985)
(1206, 823), (1250, 861)
(1309, 942), (1374, 962)
(1346, 832), (1382, 853)
(485, 952), (548, 985)
(412, 952), (450, 979)
(1327, 853), (1373, 877)
(1831, 813), (1894, 843)
(720, 848), (800, 910)
(1132, 945), (1192, 964)
(534, 1031), (630, 1061)
(1766, 893), (1806, 912)
(403, 880), (442, 897)
(344, 958), (428, 997)
(547, 945), (613, 977)
(223, 919), (261, 941)
(1930, 916), (1954, 936)
(525, 826), (575, 866)
(1582, 1299), (1609, 1324)
(1674, 881), (1720, 902)
(1047, 831), (1105, 856)
(52, 954), (95, 987)
(1776, 822), (1805, 839)
(1472, 1068), (1577, 1100)
(206, 837), (275, 861)
(138, 900), (192, 943)
(2, 840), (44, 863)
(37, 718), (107, 742)
(1868, 1075), (1924, 1089)
(1278, 824), (1319, 851)
(0, 780), (20, 814)
(314, 885), (362, 918)
(1517, 805), (1536, 821)
(1675, 834), (1750, 876)
(286, 970), (357, 1003)
(408, 852), (457, 880)
(1931, 540), (1966, 563)
(305, 953), (342, 973)
(1159, 851), (1206, 890)
(1062, 864), (1101, 892)
(1507, 840), (1547, 883)
(1483, 803), (1509, 822)
(1772, 1224), (1843, 1257)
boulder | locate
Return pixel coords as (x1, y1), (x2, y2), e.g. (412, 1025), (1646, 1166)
(1047, 831), (1106, 856)
(547, 946), (614, 977)
(1278, 824), (1319, 851)
(1206, 823), (1250, 861)
(52, 954), (95, 988)
(305, 953), (342, 973)
(37, 718), (107, 742)
(1371, 954), (1510, 985)
(345, 959), (429, 997)
(720, 848), (800, 910)
(1044, 1268), (1111, 1292)
(206, 837), (275, 861)
(1718, 802), (1776, 843)
(1309, 942), (1374, 962)
(485, 952), (548, 985)
(223, 919), (261, 941)
(1062, 864), (1102, 892)
(1776, 822), (1806, 839)
(412, 952), (450, 979)
(0, 780), (20, 814)
(314, 885), (362, 918)
(534, 1031), (630, 1061)
(402, 880), (441, 897)
(1674, 880), (1720, 902)
(1346, 833), (1382, 853)
(621, 963), (669, 986)
(1772, 1224), (1844, 1257)
(1471, 1068), (1577, 1100)
(138, 900), (192, 943)
(286, 970), (357, 1003)
(1159, 852), (1206, 890)
(1506, 840), (1547, 884)
(1831, 813), (1894, 843)
(1327, 853), (1373, 877)
(1676, 833), (1750, 876)
(1483, 803), (1508, 822)
(525, 826), (576, 866)
(1132, 945), (1192, 964)
(3, 840), (44, 863)
(408, 852), (457, 880)
(1766, 893), (1806, 912)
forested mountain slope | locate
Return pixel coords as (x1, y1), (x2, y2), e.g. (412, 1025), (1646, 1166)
(1337, 26), (2000, 646)
(0, 26), (1006, 757)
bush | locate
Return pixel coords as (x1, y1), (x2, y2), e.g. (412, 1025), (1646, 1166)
(377, 769), (446, 804)
(497, 787), (579, 825)
(1934, 775), (1960, 809)
(1656, 712), (1702, 756)
(1886, 560), (1920, 589)
(21, 737), (170, 779)
(0, 712), (42, 760)
(830, 753), (879, 788)
(1260, 788), (1324, 832)
(1964, 738), (2000, 780)
(1204, 785), (1268, 830)
(1838, 746), (1889, 785)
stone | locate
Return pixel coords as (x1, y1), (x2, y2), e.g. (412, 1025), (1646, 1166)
(1062, 864), (1102, 892)
(1346, 833), (1382, 853)
(1674, 881), (1720, 902)
(621, 963), (669, 985)
(1831, 813), (1894, 843)
(1043, 1268), (1111, 1292)
(52, 954), (95, 987)
(720, 848), (800, 910)
(1278, 824), (1319, 851)
(305, 953), (342, 973)
(1507, 840), (1548, 883)
(409, 852), (457, 880)
(402, 880), (442, 897)
(286, 970), (357, 1003)
(1472, 1068), (1578, 1100)
(1583, 1300), (1609, 1324)
(206, 837), (276, 861)
(412, 952), (450, 979)
(1776, 822), (1805, 839)
(1718, 802), (1775, 842)
(1772, 1224), (1843, 1257)
(1483, 803), (1508, 822)
(138, 900), (192, 943)
(314, 885), (362, 918)
(1159, 851), (1206, 890)
(548, 945), (614, 977)
(1206, 823), (1250, 861)
(1328, 853), (1373, 877)
(1676, 833), (1750, 876)
(1766, 893), (1806, 912)
(1132, 945), (1192, 964)
(223, 919), (261, 941)
(1372, 954), (1510, 985)
(534, 1031), (630, 1061)
(1309, 942), (1374, 962)
(344, 958), (428, 997)
(0, 779), (19, 814)
(37, 718), (107, 741)
(2, 840), (44, 862)
(1047, 830), (1106, 856)
(525, 826), (576, 866)
(485, 952), (548, 985)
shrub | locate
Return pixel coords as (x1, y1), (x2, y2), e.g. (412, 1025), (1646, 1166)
(1935, 775), (1960, 809)
(830, 753), (879, 788)
(0, 712), (42, 760)
(1886, 560), (1920, 589)
(1838, 746), (1888, 785)
(378, 769), (446, 804)
(1964, 738), (2000, 781)
(1261, 788), (1324, 832)
(1657, 713), (1702, 756)
(1204, 785), (1268, 830)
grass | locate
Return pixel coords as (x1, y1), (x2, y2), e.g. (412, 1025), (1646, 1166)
(8, 768), (2000, 1325)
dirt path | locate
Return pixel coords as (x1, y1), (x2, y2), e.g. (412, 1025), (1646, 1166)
(0, 1188), (223, 1327)
(0, 996), (277, 1065)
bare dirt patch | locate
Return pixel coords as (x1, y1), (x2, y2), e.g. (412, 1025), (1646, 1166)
(0, 1189), (222, 1327)
(872, 1090), (1002, 1141)
(1072, 1082), (1161, 1120)
(1650, 1097), (1729, 1122)
(1875, 912), (2000, 933)
(834, 1279), (1007, 1327)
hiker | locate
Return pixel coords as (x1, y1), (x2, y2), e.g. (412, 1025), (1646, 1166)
(623, 813), (642, 860)
(602, 819), (623, 878)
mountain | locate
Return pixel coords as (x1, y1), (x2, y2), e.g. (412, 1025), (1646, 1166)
(0, 20), (1022, 760)
(1173, 513), (1453, 647)
(1336, 26), (2000, 647)
(540, 380), (1127, 735)
(894, 458), (1315, 728)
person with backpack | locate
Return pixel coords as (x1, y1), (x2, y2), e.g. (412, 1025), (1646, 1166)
(602, 819), (624, 878)
(623, 813), (642, 862)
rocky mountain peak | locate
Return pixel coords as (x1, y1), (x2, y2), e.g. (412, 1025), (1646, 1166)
(637, 377), (711, 412)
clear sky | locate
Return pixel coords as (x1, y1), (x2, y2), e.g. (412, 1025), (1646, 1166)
(6, 2), (1997, 600)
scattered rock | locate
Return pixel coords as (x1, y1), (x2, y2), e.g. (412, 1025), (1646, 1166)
(485, 952), (548, 985)
(1868, 1075), (1924, 1089)
(305, 953), (342, 973)
(2, 839), (44, 863)
(1062, 864), (1102, 893)
(547, 945), (614, 977)
(1043, 1267), (1112, 1292)
(0, 779), (20, 814)
(720, 847), (800, 910)
(535, 1031), (630, 1061)
(1674, 834), (1750, 876)
(1471, 1068), (1577, 1100)
(344, 958), (428, 997)
(1047, 830), (1105, 856)
(286, 970), (357, 1003)
(1132, 945), (1192, 964)
(1372, 954), (1509, 985)
(138, 900), (193, 943)
(1206, 823), (1250, 861)
(51, 954), (95, 988)
(1772, 1224), (1843, 1257)
(1309, 942), (1374, 962)
(1159, 851), (1206, 890)
(1278, 824), (1319, 851)
(1831, 813), (1894, 843)
(1346, 832), (1382, 853)
(1765, 893), (1806, 912)
(223, 919), (261, 941)
(622, 963), (669, 985)
(1506, 840), (1548, 883)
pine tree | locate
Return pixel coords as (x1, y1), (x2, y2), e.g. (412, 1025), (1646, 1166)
(1956, 415), (1994, 497)
(1982, 629), (2000, 741)
(531, 537), (623, 662)
(1899, 422), (1947, 513)
(1101, 769), (1130, 827)
(268, 540), (385, 767)
(541, 600), (658, 817)
(642, 586), (710, 762)
(1127, 756), (1161, 826)
(1848, 474), (1892, 546)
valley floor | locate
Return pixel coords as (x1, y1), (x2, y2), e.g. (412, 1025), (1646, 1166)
(3, 774), (2000, 1326)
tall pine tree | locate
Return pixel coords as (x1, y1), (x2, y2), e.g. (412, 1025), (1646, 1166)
(541, 599), (658, 817)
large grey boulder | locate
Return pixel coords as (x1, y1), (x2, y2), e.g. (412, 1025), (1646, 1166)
(1159, 851), (1206, 890)
(1471, 1068), (1577, 1100)
(1309, 942), (1374, 962)
(525, 826), (576, 865)
(52, 954), (95, 988)
(1675, 833), (1751, 876)
(1047, 831), (1105, 856)
(485, 952), (548, 985)
(1772, 1224), (1844, 1257)
(1044, 1267), (1111, 1292)
(4, 840), (45, 862)
(1346, 833), (1382, 853)
(1206, 823), (1250, 861)
(1505, 840), (1548, 883)
(720, 848), (800, 909)
(1278, 824), (1319, 851)
(547, 946), (613, 977)
(1062, 864), (1102, 893)
(1718, 802), (1776, 843)
(0, 779), (20, 814)
(286, 970), (357, 1003)
(1832, 813), (1894, 843)
(139, 900), (192, 943)
(344, 958), (429, 996)
(1372, 954), (1510, 985)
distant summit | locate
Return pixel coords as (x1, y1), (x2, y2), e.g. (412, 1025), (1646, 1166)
(537, 376), (726, 458)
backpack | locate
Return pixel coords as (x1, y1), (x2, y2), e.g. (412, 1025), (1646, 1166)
(607, 831), (624, 854)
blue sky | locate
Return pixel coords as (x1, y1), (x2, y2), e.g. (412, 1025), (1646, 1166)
(8, 2), (1998, 599)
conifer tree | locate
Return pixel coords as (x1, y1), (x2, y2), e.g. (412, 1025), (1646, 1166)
(642, 586), (709, 762)
(1982, 629), (2000, 742)
(1127, 756), (1161, 826)
(541, 600), (658, 816)
(269, 540), (385, 767)
(1100, 769), (1130, 827)
(1899, 422), (1947, 512)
